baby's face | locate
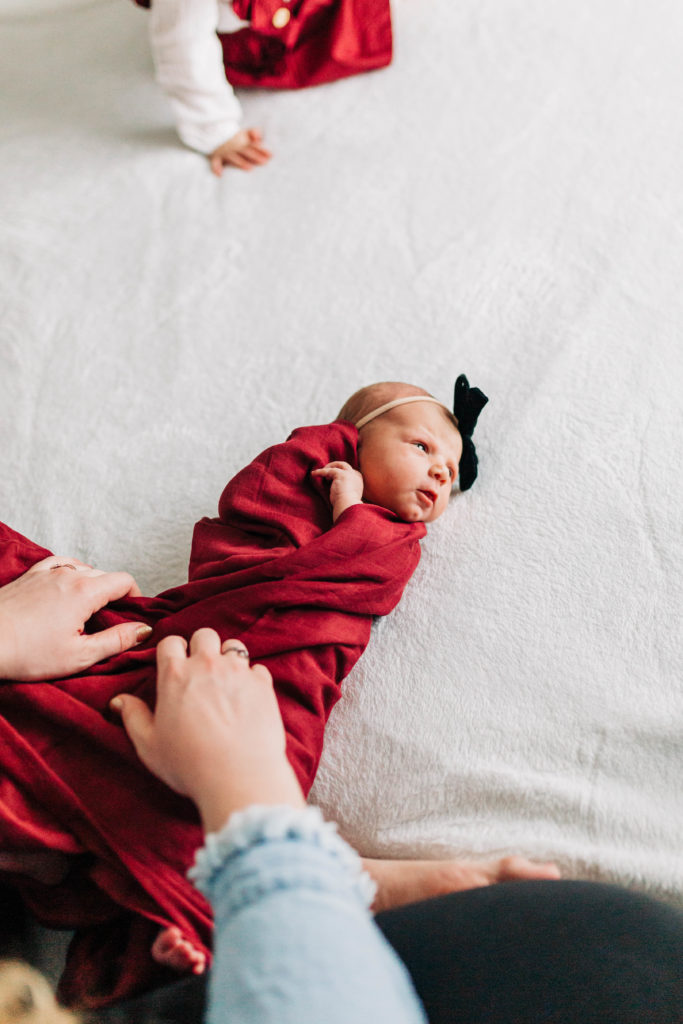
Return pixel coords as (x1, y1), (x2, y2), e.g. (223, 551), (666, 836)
(357, 402), (463, 523)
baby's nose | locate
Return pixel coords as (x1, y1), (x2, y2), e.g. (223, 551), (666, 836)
(430, 462), (449, 482)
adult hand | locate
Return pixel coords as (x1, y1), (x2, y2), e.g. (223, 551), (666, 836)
(111, 629), (304, 832)
(0, 556), (151, 683)
(209, 128), (272, 176)
(366, 855), (562, 914)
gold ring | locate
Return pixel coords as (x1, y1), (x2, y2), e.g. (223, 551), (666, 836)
(51, 563), (77, 571)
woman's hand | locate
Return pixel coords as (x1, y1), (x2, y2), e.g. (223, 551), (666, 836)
(0, 556), (151, 682)
(209, 128), (272, 175)
(111, 629), (304, 832)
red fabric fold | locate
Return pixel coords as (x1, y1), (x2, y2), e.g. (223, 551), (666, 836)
(0, 422), (423, 1007)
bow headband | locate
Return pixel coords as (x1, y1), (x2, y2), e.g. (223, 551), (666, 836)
(354, 374), (489, 490)
(452, 373), (488, 491)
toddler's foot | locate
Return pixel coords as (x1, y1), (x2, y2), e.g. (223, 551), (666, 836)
(364, 855), (561, 913)
(152, 926), (207, 975)
(0, 851), (70, 885)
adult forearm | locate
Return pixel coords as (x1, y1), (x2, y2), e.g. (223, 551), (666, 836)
(192, 806), (427, 1024)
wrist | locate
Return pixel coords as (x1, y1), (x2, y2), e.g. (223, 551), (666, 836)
(193, 756), (305, 834)
(331, 496), (363, 523)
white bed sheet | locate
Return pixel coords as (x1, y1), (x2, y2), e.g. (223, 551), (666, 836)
(1, 0), (681, 904)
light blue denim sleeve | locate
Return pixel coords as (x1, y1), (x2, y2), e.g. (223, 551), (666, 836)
(189, 805), (428, 1024)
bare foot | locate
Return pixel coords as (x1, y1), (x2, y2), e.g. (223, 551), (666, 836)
(364, 855), (562, 913)
(0, 851), (70, 885)
(152, 926), (207, 975)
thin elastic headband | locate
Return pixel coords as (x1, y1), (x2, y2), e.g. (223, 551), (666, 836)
(354, 395), (455, 430)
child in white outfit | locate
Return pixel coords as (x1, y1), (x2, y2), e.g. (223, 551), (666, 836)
(147, 0), (269, 173)
(135, 0), (394, 175)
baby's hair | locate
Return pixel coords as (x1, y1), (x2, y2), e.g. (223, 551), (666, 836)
(338, 382), (459, 432)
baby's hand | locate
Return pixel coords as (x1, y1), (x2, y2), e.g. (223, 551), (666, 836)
(312, 461), (364, 522)
(209, 129), (272, 176)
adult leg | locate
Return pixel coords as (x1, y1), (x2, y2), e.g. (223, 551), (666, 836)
(375, 879), (683, 1024)
(103, 879), (683, 1024)
(99, 975), (206, 1024)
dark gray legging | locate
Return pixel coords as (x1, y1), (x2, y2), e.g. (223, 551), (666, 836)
(100, 881), (683, 1024)
(375, 880), (683, 1024)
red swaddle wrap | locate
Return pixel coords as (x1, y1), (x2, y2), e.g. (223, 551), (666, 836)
(0, 422), (423, 1007)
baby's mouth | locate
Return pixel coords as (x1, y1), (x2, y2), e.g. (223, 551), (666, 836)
(417, 489), (438, 508)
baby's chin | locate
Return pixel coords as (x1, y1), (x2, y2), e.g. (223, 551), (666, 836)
(391, 502), (439, 524)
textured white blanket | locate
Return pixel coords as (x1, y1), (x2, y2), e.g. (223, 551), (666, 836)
(1, 0), (681, 905)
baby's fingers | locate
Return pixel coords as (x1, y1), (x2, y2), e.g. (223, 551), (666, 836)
(226, 152), (254, 172)
(210, 151), (252, 175)
(232, 144), (271, 168)
(311, 468), (338, 483)
(243, 144), (271, 165)
(210, 154), (225, 177)
(312, 461), (353, 476)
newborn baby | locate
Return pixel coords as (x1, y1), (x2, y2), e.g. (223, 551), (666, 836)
(314, 379), (474, 524)
(0, 375), (503, 1008)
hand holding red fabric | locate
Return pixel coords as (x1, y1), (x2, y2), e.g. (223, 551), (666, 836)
(113, 630), (303, 833)
(0, 556), (150, 682)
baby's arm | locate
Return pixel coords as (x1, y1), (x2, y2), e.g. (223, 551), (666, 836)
(148, 0), (271, 172)
(311, 461), (364, 522)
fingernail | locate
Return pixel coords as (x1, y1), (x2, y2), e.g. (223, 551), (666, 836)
(135, 625), (153, 643)
(110, 696), (123, 712)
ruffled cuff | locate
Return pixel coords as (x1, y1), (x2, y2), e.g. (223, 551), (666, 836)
(189, 805), (376, 908)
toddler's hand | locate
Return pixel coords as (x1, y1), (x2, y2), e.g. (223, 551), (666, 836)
(209, 129), (272, 176)
(312, 461), (364, 522)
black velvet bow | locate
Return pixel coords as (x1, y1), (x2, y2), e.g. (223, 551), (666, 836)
(453, 374), (489, 491)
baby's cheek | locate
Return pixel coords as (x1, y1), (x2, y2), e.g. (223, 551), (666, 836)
(428, 500), (449, 522)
